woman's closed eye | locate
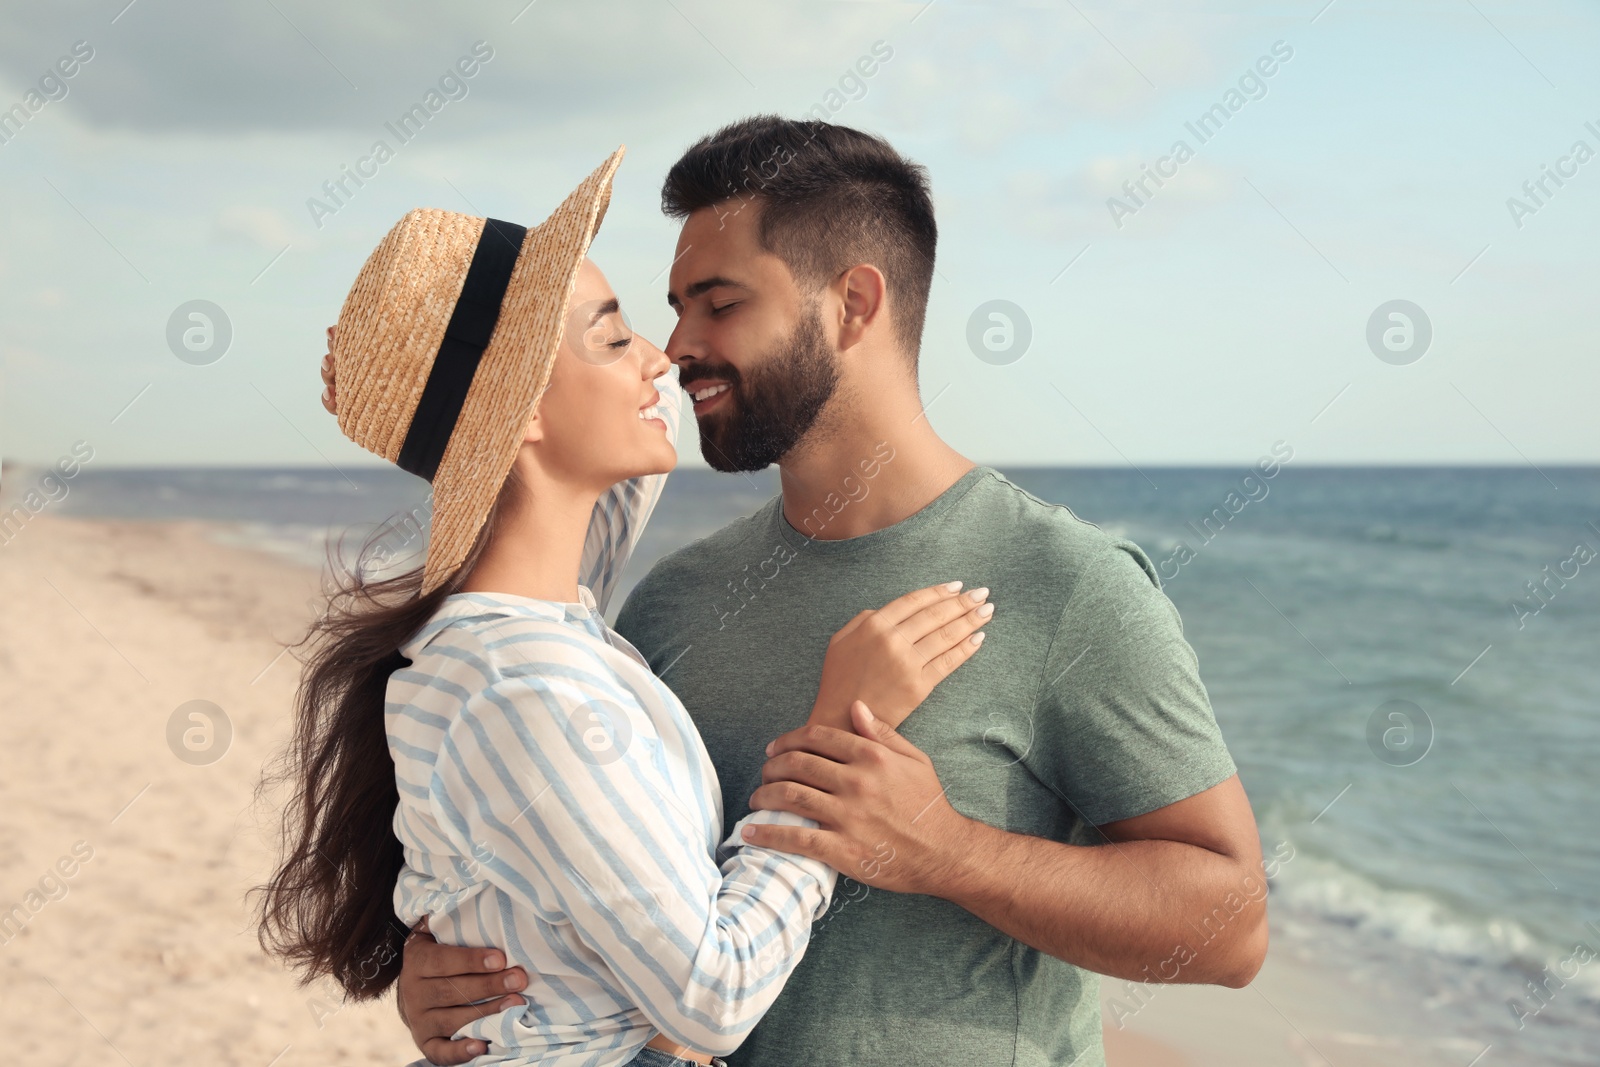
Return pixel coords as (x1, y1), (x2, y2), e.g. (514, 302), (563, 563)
(580, 325), (633, 359)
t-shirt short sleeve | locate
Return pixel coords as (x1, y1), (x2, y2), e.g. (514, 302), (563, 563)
(1026, 540), (1237, 828)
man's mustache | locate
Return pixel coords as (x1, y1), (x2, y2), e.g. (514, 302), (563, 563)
(679, 364), (743, 390)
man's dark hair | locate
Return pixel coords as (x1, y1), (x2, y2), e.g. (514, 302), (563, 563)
(661, 115), (937, 359)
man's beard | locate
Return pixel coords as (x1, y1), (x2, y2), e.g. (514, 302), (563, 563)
(690, 305), (839, 473)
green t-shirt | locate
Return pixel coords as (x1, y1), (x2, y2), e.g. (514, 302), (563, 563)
(614, 465), (1237, 1067)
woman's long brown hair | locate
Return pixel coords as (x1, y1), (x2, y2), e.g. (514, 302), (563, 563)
(255, 497), (501, 999)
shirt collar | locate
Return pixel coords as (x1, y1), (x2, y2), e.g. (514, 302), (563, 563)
(400, 587), (600, 658)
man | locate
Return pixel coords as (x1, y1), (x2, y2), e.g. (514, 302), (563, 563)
(352, 116), (1267, 1066)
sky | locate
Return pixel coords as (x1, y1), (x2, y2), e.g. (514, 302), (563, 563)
(0, 0), (1596, 472)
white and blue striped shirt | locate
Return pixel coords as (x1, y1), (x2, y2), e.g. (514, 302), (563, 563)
(388, 370), (836, 1065)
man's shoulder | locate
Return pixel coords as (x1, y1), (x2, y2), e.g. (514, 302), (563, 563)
(964, 468), (1160, 591)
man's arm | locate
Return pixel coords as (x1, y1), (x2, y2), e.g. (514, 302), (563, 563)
(953, 770), (1267, 986)
(745, 703), (1268, 988)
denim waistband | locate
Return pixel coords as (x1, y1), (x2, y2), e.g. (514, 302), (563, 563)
(626, 1045), (728, 1067)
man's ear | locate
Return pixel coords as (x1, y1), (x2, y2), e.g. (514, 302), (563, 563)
(836, 264), (887, 352)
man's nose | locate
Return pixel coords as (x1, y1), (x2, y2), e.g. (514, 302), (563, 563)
(664, 319), (699, 367)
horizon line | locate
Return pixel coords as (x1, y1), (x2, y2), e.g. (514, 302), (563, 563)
(6, 460), (1599, 473)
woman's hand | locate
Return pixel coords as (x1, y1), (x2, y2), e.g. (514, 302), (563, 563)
(809, 581), (993, 731)
(320, 325), (338, 413)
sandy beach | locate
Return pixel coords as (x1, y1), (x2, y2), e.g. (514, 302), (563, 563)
(0, 514), (1428, 1067)
(0, 515), (417, 1065)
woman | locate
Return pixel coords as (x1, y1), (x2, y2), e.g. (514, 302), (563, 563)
(256, 146), (994, 1067)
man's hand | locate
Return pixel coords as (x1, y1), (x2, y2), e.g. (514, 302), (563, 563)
(398, 918), (528, 1065)
(745, 701), (975, 895)
(321, 325), (338, 414)
(746, 703), (1269, 986)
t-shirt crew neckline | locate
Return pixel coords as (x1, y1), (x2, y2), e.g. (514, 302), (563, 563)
(771, 464), (994, 556)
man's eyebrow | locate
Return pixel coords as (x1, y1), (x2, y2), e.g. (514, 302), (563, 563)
(667, 276), (750, 306)
(588, 298), (620, 325)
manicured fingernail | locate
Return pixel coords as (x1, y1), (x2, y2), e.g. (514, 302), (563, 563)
(970, 631), (986, 646)
(967, 587), (989, 603)
(976, 602), (995, 619)
(943, 580), (963, 592)
(765, 740), (775, 756)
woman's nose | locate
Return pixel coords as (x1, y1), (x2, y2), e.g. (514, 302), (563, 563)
(639, 335), (672, 379)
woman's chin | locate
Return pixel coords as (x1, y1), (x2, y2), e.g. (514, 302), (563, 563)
(623, 446), (677, 481)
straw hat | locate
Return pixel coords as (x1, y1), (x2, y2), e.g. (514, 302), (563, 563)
(331, 146), (625, 595)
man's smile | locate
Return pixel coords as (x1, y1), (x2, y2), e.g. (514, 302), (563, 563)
(688, 381), (733, 415)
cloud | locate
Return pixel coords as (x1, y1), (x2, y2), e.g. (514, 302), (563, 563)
(0, 345), (54, 378)
(0, 0), (891, 136)
(1046, 11), (1228, 119)
(867, 0), (1238, 150)
(952, 87), (1029, 152)
(213, 206), (300, 251)
(1003, 153), (1236, 242)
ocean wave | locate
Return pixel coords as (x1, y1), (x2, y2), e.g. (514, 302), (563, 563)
(207, 521), (425, 577)
(206, 523), (338, 570)
(1271, 851), (1600, 1005)
(1356, 523), (1452, 549)
(254, 472), (364, 494)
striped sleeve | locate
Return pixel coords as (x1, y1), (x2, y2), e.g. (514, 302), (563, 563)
(426, 645), (836, 1056)
(580, 368), (686, 615)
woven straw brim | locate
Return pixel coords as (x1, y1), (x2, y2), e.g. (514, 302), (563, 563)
(331, 146), (625, 594)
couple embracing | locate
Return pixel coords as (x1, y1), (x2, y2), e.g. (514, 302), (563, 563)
(257, 115), (1265, 1067)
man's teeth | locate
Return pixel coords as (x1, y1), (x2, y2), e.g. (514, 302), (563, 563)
(692, 383), (732, 403)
